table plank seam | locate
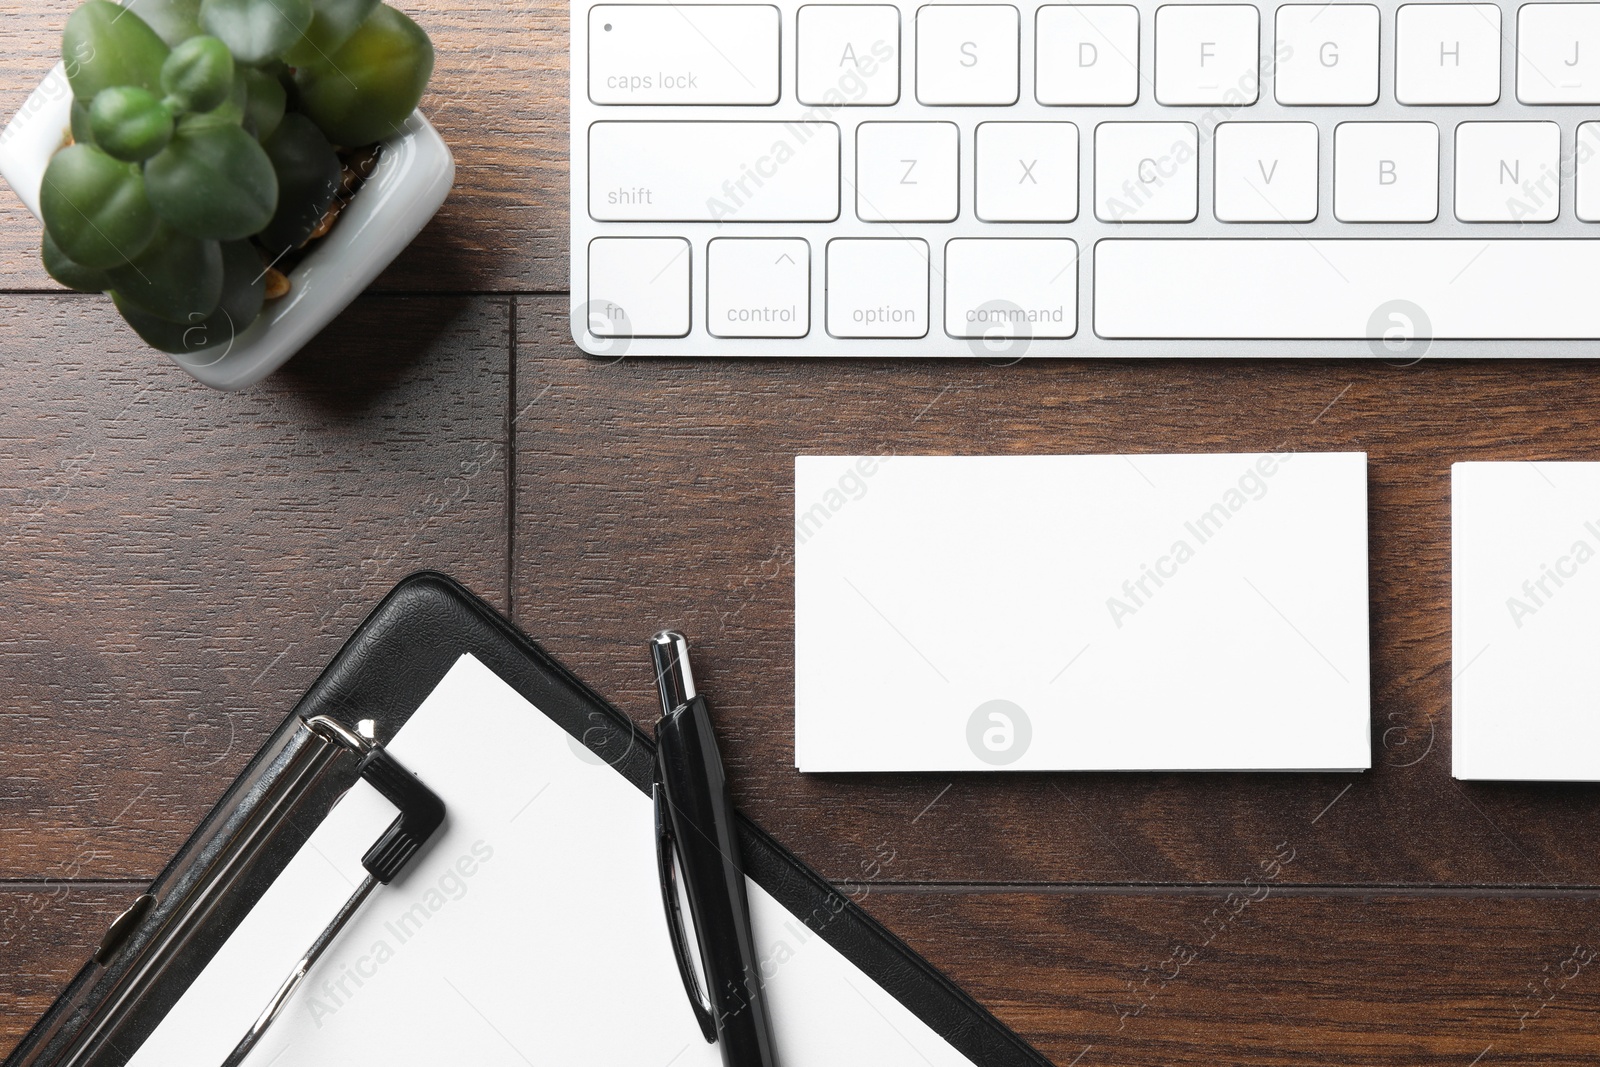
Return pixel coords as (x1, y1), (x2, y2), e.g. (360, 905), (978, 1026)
(835, 882), (1600, 896)
(0, 879), (146, 889)
(507, 297), (518, 617)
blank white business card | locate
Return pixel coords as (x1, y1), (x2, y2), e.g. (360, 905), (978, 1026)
(795, 454), (1372, 772)
(1454, 462), (1600, 781)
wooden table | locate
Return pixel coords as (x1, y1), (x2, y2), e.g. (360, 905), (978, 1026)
(4, 4), (1600, 1064)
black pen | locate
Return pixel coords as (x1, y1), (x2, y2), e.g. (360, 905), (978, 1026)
(649, 631), (778, 1067)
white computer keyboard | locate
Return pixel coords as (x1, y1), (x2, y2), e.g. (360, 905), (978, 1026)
(569, 0), (1600, 357)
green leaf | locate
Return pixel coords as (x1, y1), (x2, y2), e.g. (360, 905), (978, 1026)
(213, 238), (267, 329)
(239, 65), (287, 139)
(39, 144), (158, 269)
(187, 67), (250, 127)
(123, 0), (205, 47)
(283, 0), (377, 66)
(63, 1), (171, 100)
(256, 112), (340, 255)
(294, 4), (432, 146)
(112, 239), (264, 355)
(88, 86), (174, 162)
(106, 224), (223, 323)
(144, 120), (278, 239)
(198, 0), (313, 65)
(161, 34), (234, 112)
(41, 227), (112, 292)
(69, 97), (97, 147)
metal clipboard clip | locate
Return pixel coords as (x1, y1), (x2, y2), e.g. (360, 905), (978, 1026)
(220, 715), (445, 1065)
(10, 712), (444, 1067)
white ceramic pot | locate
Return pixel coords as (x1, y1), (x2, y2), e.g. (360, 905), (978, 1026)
(0, 63), (454, 391)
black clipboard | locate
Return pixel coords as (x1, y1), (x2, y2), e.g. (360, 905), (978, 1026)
(6, 572), (1053, 1067)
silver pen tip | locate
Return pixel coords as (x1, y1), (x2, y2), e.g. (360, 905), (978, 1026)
(649, 630), (697, 712)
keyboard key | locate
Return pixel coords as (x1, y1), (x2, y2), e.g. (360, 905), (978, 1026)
(1454, 122), (1560, 222)
(827, 239), (929, 337)
(1094, 121), (1199, 222)
(1333, 121), (1438, 222)
(587, 237), (690, 337)
(915, 5), (1020, 104)
(1095, 239), (1600, 338)
(855, 121), (959, 221)
(1154, 4), (1259, 105)
(1035, 5), (1140, 105)
(975, 121), (1078, 221)
(797, 5), (901, 105)
(1577, 122), (1600, 221)
(588, 122), (840, 221)
(588, 5), (780, 104)
(1213, 121), (1318, 222)
(1273, 4), (1379, 105)
(1395, 3), (1501, 105)
(707, 238), (810, 338)
(944, 239), (1078, 339)
(1517, 4), (1600, 103)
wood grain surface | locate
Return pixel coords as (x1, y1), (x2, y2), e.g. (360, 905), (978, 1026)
(3, 2), (1600, 1063)
(866, 888), (1600, 1066)
(0, 887), (139, 1056)
(0, 293), (510, 882)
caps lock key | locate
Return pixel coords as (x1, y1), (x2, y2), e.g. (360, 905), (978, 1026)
(588, 5), (780, 105)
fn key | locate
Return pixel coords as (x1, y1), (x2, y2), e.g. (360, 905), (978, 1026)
(586, 237), (690, 339)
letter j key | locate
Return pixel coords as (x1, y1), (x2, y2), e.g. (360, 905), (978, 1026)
(1518, 4), (1600, 103)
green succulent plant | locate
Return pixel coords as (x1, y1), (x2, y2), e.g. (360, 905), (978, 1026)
(40, 0), (435, 356)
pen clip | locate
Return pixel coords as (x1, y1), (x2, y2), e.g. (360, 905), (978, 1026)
(654, 773), (717, 1044)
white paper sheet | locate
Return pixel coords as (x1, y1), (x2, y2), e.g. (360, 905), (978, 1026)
(1453, 462), (1600, 781)
(128, 654), (975, 1067)
(795, 453), (1372, 772)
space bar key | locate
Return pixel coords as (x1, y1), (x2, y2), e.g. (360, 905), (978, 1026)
(1095, 240), (1600, 339)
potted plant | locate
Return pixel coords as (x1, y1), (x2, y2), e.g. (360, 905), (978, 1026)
(0, 0), (454, 390)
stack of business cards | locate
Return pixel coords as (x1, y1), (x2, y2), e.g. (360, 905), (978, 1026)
(795, 453), (1372, 773)
(1454, 462), (1600, 781)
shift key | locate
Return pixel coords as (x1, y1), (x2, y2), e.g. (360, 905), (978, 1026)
(589, 122), (841, 222)
(589, 5), (780, 104)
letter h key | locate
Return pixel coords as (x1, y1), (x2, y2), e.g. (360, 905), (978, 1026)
(221, 715), (446, 1066)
